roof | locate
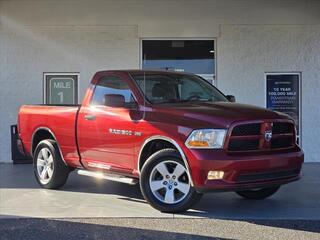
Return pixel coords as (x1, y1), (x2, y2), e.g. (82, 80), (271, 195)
(96, 69), (195, 76)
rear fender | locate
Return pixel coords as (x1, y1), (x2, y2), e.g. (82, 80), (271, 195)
(31, 127), (68, 166)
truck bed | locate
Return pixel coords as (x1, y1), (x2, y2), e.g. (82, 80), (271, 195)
(18, 105), (81, 166)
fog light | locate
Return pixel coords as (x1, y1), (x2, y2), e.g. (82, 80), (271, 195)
(207, 171), (224, 180)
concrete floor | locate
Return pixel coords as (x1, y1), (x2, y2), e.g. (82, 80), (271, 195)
(0, 163), (319, 219)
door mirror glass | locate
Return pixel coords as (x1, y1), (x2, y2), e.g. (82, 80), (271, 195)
(125, 101), (138, 109)
(226, 95), (236, 102)
(104, 94), (125, 108)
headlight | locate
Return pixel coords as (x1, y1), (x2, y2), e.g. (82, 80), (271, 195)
(185, 129), (227, 149)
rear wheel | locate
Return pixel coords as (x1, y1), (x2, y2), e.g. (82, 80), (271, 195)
(140, 149), (202, 213)
(33, 139), (70, 189)
(236, 186), (280, 200)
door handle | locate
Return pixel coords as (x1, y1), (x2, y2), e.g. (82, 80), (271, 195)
(84, 115), (96, 121)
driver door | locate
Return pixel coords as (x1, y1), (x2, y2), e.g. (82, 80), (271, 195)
(77, 74), (138, 173)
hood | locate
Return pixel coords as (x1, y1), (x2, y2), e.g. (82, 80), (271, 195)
(151, 101), (290, 129)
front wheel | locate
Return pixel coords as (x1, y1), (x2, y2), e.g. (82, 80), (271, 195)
(140, 149), (202, 213)
(236, 186), (280, 200)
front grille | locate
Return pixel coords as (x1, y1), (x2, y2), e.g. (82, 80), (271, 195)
(271, 137), (293, 149)
(272, 122), (294, 134)
(231, 123), (261, 136)
(227, 121), (295, 152)
(237, 168), (300, 182)
(228, 139), (259, 151)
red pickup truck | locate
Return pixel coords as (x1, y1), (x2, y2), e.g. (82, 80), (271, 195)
(18, 70), (304, 213)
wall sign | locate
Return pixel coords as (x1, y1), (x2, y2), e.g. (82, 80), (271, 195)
(44, 73), (79, 105)
(265, 73), (301, 143)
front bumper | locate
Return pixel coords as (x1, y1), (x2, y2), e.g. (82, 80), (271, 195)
(185, 147), (304, 192)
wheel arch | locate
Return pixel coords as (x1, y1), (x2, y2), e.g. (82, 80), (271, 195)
(31, 127), (67, 166)
(138, 135), (194, 186)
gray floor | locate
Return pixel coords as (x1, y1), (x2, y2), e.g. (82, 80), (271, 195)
(1, 163), (320, 239)
(0, 163), (319, 220)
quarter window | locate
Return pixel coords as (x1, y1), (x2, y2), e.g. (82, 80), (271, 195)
(91, 76), (135, 106)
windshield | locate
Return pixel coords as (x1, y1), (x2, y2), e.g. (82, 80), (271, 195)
(131, 73), (228, 104)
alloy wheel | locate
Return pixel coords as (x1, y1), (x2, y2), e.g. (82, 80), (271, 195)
(149, 160), (190, 204)
(36, 148), (54, 184)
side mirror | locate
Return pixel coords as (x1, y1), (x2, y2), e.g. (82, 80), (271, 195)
(226, 95), (236, 102)
(104, 94), (125, 108)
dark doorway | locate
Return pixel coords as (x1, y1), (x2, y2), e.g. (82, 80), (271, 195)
(142, 40), (215, 83)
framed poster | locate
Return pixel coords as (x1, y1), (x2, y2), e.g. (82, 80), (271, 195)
(265, 73), (301, 144)
(44, 73), (79, 105)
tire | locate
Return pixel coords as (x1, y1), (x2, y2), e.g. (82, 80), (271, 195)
(33, 139), (70, 189)
(140, 148), (202, 213)
(236, 186), (280, 200)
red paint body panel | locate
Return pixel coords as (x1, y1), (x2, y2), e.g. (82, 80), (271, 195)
(77, 105), (138, 171)
(18, 70), (304, 191)
(185, 147), (303, 189)
(18, 105), (81, 167)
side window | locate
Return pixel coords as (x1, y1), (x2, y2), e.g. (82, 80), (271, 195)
(91, 76), (135, 106)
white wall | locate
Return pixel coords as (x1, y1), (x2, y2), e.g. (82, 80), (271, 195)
(218, 25), (320, 161)
(0, 0), (320, 162)
(0, 23), (139, 161)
